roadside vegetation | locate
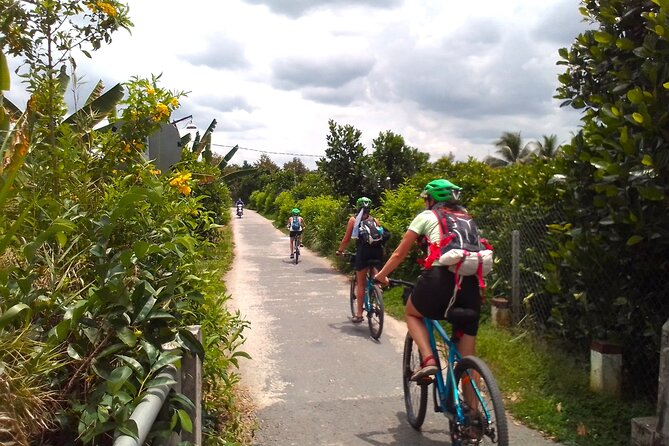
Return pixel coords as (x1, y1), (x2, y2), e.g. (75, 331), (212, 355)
(0, 2), (249, 444)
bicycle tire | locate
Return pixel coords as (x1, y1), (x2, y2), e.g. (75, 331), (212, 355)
(402, 333), (428, 429)
(367, 285), (384, 339)
(294, 236), (300, 264)
(453, 356), (508, 446)
(349, 274), (357, 317)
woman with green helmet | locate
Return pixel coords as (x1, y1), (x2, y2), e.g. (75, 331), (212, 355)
(286, 208), (306, 259)
(336, 196), (386, 323)
(375, 179), (482, 381)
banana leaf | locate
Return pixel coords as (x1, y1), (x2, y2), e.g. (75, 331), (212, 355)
(219, 167), (257, 182)
(63, 82), (124, 129)
(0, 50), (9, 91)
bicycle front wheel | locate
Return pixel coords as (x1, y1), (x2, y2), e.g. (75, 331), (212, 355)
(402, 333), (428, 429)
(294, 247), (299, 264)
(367, 285), (384, 339)
(453, 356), (508, 446)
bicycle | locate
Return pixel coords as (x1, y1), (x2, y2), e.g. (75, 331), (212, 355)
(293, 231), (302, 264)
(387, 278), (508, 446)
(343, 252), (384, 340)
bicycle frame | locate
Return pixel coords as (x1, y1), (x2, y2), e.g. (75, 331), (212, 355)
(426, 318), (491, 427)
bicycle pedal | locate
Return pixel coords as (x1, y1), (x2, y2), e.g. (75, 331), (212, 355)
(416, 376), (434, 385)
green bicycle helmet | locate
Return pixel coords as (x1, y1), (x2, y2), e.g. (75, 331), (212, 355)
(356, 196), (372, 210)
(291, 208), (300, 215)
(420, 179), (462, 202)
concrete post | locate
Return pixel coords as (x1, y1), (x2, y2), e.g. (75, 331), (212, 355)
(657, 319), (669, 437)
(181, 325), (203, 446)
(491, 297), (510, 327)
(630, 318), (669, 445)
(589, 340), (622, 397)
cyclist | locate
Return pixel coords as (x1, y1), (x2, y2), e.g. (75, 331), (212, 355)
(336, 197), (385, 323)
(374, 179), (481, 381)
(287, 208), (306, 259)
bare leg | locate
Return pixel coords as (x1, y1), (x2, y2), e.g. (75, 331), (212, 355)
(355, 268), (367, 318)
(457, 334), (479, 413)
(405, 298), (433, 360)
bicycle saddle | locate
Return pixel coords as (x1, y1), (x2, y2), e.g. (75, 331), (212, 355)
(445, 307), (479, 324)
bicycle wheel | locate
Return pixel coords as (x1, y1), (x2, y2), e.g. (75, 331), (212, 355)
(453, 356), (508, 446)
(402, 333), (428, 429)
(349, 274), (357, 317)
(294, 237), (300, 264)
(367, 284), (384, 339)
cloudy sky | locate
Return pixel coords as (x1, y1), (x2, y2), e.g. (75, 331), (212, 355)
(7, 0), (591, 168)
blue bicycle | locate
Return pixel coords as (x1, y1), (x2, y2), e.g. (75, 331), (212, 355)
(388, 279), (508, 446)
(344, 253), (384, 340)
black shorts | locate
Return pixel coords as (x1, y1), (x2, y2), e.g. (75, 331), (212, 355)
(410, 266), (481, 336)
(290, 230), (302, 237)
(353, 243), (384, 271)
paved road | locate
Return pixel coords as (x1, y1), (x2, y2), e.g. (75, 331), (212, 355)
(226, 209), (562, 445)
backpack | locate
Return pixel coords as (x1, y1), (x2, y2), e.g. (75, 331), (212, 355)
(419, 206), (493, 290)
(290, 216), (302, 231)
(358, 217), (383, 245)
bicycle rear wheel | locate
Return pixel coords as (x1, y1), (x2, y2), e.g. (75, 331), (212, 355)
(402, 333), (428, 429)
(294, 246), (299, 264)
(349, 274), (357, 317)
(453, 356), (508, 446)
(367, 285), (384, 339)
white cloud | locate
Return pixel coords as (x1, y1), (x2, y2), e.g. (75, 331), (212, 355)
(4, 0), (590, 168)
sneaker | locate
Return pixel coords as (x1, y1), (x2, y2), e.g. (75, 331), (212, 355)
(290, 253), (294, 259)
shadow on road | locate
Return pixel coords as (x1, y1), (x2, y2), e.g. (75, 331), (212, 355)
(328, 321), (383, 343)
(356, 411), (448, 445)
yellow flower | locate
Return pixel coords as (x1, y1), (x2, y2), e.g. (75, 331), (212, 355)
(156, 103), (169, 117)
(170, 97), (179, 107)
(178, 185), (192, 196)
(97, 2), (118, 17)
(147, 87), (156, 95)
(150, 169), (161, 175)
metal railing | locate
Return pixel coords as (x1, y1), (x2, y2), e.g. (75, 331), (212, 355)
(113, 325), (202, 446)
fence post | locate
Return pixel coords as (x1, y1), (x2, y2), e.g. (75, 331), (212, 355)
(630, 318), (669, 445)
(181, 325), (203, 445)
(511, 229), (521, 322)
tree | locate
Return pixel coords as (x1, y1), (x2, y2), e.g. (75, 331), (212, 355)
(371, 130), (429, 189)
(316, 119), (367, 205)
(484, 131), (534, 167)
(533, 134), (562, 160)
(548, 0), (669, 394)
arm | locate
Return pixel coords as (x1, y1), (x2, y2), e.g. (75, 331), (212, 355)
(336, 217), (356, 254)
(300, 217), (306, 229)
(374, 229), (419, 284)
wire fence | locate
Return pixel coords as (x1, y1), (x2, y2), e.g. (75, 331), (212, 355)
(476, 204), (668, 403)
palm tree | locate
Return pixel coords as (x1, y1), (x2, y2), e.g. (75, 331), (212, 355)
(533, 134), (561, 160)
(484, 131), (534, 167)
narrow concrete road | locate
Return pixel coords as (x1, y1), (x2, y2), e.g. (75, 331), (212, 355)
(225, 209), (561, 446)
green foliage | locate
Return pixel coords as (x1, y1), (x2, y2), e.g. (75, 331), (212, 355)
(550, 0), (669, 394)
(296, 195), (348, 254)
(316, 119), (367, 205)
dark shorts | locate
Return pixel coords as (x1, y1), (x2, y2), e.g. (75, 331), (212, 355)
(290, 230), (302, 238)
(410, 266), (481, 336)
(353, 243), (384, 271)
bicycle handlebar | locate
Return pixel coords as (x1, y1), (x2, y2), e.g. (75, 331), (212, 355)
(387, 278), (415, 288)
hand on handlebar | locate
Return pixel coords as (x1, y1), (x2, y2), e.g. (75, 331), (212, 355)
(373, 273), (389, 287)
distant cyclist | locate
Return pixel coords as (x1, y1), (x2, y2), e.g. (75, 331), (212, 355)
(374, 179), (482, 381)
(287, 208), (306, 259)
(336, 197), (387, 323)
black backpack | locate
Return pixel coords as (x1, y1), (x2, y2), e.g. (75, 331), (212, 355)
(358, 217), (383, 245)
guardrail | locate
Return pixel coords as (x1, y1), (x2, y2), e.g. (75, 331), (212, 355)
(113, 325), (202, 446)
